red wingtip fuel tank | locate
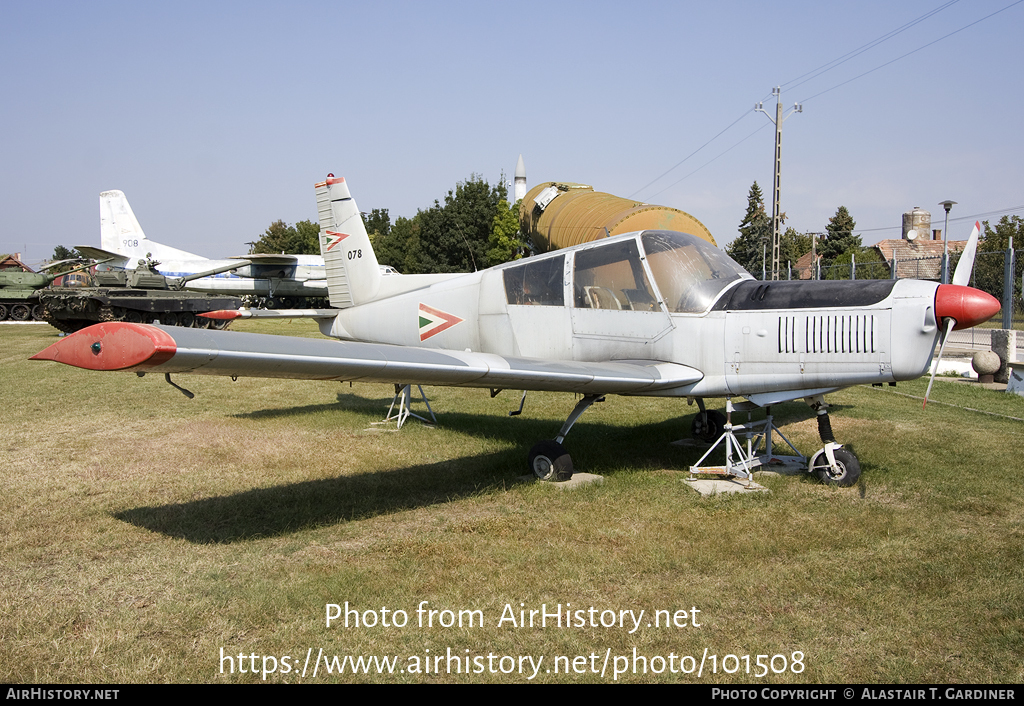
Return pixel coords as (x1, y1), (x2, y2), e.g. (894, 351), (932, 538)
(29, 322), (177, 371)
(199, 310), (244, 320)
(934, 284), (1001, 330)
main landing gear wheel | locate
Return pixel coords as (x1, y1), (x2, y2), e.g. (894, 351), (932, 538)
(691, 410), (726, 443)
(809, 447), (861, 487)
(528, 440), (574, 482)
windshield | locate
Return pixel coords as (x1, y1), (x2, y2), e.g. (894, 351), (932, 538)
(641, 231), (751, 313)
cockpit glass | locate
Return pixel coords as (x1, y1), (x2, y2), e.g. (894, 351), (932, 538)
(503, 255), (565, 306)
(572, 239), (658, 312)
(641, 231), (751, 313)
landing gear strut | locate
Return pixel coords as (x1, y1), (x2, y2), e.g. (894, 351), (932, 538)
(526, 394), (603, 481)
(805, 395), (861, 487)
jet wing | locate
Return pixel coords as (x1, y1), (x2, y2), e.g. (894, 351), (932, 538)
(31, 322), (703, 395)
(229, 254), (300, 266)
(74, 245), (130, 268)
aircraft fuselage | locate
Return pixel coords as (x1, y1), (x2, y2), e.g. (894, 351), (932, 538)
(319, 231), (942, 401)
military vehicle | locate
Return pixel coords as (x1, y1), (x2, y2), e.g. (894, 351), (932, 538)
(0, 260), (97, 322)
(36, 258), (244, 333)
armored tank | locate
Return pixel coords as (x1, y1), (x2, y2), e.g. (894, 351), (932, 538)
(36, 260), (243, 333)
(0, 260), (97, 321)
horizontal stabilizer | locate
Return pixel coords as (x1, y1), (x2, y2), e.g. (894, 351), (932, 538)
(74, 245), (129, 268)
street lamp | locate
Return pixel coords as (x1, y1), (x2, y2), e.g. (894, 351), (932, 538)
(938, 200), (957, 284)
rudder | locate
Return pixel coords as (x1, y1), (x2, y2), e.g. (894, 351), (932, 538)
(315, 176), (381, 308)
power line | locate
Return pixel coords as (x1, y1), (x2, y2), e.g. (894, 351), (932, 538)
(781, 1), (960, 93)
(628, 110), (753, 199)
(631, 1), (1022, 202)
(798, 0), (1024, 103)
(644, 122), (772, 201)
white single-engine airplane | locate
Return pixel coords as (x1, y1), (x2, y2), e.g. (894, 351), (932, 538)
(33, 176), (1000, 486)
(75, 190), (328, 305)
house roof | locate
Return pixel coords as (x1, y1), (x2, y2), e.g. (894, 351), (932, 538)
(872, 239), (966, 280)
(0, 254), (33, 272)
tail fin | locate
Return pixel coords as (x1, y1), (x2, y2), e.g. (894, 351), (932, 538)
(314, 176), (381, 308)
(100, 190), (148, 255)
(99, 190), (200, 264)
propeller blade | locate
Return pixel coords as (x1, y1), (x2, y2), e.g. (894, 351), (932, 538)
(952, 221), (981, 287)
(923, 318), (956, 408)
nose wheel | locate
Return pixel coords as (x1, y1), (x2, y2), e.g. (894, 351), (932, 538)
(808, 444), (861, 487)
(805, 395), (861, 486)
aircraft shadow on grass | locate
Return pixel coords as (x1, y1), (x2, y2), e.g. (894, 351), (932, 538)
(114, 396), (836, 544)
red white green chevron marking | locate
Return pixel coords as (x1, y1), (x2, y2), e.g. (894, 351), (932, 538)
(418, 303), (463, 341)
(323, 230), (350, 251)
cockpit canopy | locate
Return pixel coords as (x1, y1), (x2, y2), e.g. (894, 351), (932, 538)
(501, 230), (752, 313)
(640, 230), (752, 313)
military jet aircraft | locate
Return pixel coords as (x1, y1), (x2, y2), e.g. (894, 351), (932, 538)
(75, 190), (329, 305)
(32, 176), (1000, 487)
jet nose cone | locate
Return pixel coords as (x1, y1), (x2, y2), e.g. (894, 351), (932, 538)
(934, 284), (1001, 330)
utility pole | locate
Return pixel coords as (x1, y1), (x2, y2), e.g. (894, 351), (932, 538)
(756, 87), (802, 280)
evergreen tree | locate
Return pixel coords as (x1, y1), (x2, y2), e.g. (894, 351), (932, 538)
(819, 206), (860, 265)
(50, 245), (83, 273)
(726, 182), (772, 277)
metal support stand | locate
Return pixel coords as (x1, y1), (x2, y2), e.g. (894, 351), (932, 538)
(383, 384), (436, 429)
(689, 399), (805, 483)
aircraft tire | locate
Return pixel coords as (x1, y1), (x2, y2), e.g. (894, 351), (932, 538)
(810, 447), (861, 487)
(691, 410), (726, 443)
(528, 440), (573, 482)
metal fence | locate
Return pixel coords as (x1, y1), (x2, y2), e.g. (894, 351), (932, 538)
(782, 248), (1024, 331)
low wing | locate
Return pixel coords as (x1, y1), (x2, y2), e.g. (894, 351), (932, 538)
(228, 254), (300, 266)
(31, 322), (703, 395)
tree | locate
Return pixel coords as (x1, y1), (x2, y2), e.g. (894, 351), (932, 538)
(413, 174), (508, 273)
(375, 214), (421, 273)
(252, 219), (319, 255)
(726, 182), (772, 277)
(50, 245), (84, 273)
(819, 206), (860, 265)
(363, 208), (391, 245)
(486, 198), (527, 266)
(970, 215), (1024, 304)
(825, 246), (888, 280)
(779, 227), (812, 271)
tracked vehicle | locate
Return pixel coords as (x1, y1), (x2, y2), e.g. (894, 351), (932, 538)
(36, 259), (243, 333)
(0, 260), (97, 322)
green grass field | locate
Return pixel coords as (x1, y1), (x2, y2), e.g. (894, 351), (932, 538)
(2, 320), (1022, 683)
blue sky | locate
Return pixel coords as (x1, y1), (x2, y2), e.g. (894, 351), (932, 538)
(2, 0), (1022, 266)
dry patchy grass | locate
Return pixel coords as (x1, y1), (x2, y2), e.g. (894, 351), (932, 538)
(1, 322), (1022, 683)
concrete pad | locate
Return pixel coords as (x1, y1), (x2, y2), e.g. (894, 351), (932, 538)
(519, 472), (604, 490)
(684, 477), (769, 496)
